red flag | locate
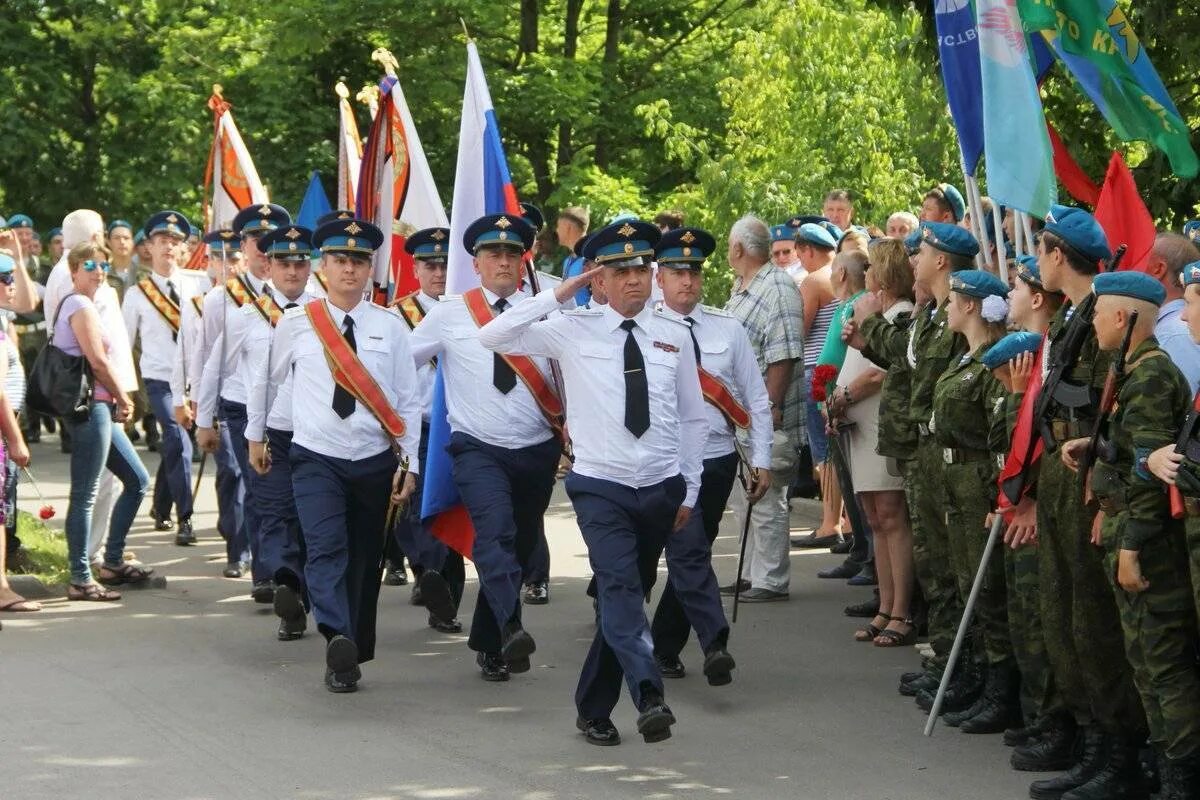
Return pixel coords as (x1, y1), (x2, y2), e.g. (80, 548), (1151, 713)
(1047, 122), (1101, 206)
(1094, 151), (1156, 273)
(997, 339), (1046, 510)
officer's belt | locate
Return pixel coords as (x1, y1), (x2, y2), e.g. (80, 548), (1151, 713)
(1050, 419), (1089, 441)
(14, 321), (46, 334)
(942, 447), (990, 465)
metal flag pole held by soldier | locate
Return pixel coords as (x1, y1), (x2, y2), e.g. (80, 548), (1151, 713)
(731, 439), (757, 624)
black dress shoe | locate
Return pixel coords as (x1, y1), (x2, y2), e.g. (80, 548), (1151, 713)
(636, 693), (676, 744)
(223, 561), (247, 579)
(410, 582), (424, 606)
(419, 571), (457, 628)
(477, 652), (510, 682)
(655, 655), (686, 679)
(523, 581), (549, 605)
(506, 655), (531, 674)
(324, 635), (360, 693)
(500, 621), (536, 664)
(829, 535), (852, 554)
(576, 716), (621, 746)
(817, 559), (859, 579)
(174, 519), (195, 546)
(251, 580), (276, 604)
(844, 598), (880, 618)
(274, 584), (306, 641)
(702, 647), (735, 687)
(155, 518), (175, 532)
(278, 617), (306, 641)
(718, 579), (751, 596)
(427, 613), (463, 634)
(382, 565), (408, 586)
(791, 531), (841, 549)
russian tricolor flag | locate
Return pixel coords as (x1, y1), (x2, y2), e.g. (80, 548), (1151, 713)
(421, 41), (522, 559)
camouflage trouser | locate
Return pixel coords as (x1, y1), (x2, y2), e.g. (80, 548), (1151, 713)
(1006, 542), (1058, 725)
(945, 460), (1011, 665)
(906, 438), (961, 669)
(1102, 516), (1200, 759)
(1186, 517), (1200, 627)
(1037, 455), (1146, 735)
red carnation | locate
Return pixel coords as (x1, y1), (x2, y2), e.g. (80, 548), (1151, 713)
(811, 364), (838, 402)
(39, 505), (55, 520)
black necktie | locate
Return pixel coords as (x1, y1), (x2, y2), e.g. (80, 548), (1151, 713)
(332, 316), (357, 419)
(166, 280), (180, 342)
(492, 298), (517, 394)
(683, 316), (701, 365)
(620, 319), (650, 437)
(284, 301), (298, 309)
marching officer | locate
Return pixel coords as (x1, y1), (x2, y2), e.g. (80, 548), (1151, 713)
(388, 227), (466, 632)
(479, 218), (707, 747)
(648, 227), (771, 685)
(122, 210), (201, 544)
(266, 215), (421, 692)
(408, 213), (563, 683)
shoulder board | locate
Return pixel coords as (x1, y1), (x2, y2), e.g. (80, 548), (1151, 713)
(439, 293), (463, 303)
(564, 306), (602, 316)
(653, 308), (689, 327)
(699, 304), (733, 319)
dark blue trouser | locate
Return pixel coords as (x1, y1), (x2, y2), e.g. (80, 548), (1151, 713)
(569, 472), (685, 720)
(524, 523), (551, 584)
(145, 378), (193, 520)
(292, 443), (395, 662)
(651, 452), (737, 659)
(448, 431), (559, 655)
(215, 422), (248, 565)
(259, 428), (306, 600)
(219, 399), (265, 582)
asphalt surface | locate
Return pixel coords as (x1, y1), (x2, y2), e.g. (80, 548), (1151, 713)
(0, 437), (1040, 800)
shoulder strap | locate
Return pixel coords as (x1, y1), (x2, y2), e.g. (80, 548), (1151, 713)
(137, 277), (181, 333)
(254, 292), (283, 327)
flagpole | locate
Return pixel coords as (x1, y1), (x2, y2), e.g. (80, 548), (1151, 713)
(1013, 210), (1025, 259)
(990, 200), (1009, 284)
(965, 174), (993, 270)
(1021, 213), (1036, 255)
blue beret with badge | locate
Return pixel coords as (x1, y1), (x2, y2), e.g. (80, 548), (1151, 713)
(819, 220), (844, 242)
(463, 213), (535, 253)
(1181, 260), (1200, 288)
(655, 227), (715, 269)
(203, 228), (241, 254)
(1092, 271), (1166, 306)
(796, 222), (837, 250)
(934, 183), (966, 222)
(1015, 255), (1052, 291)
(404, 227), (451, 260)
(1043, 204), (1111, 264)
(143, 209), (191, 240)
(47, 226), (62, 239)
(258, 225), (314, 260)
(920, 221), (979, 259)
(771, 224), (794, 243)
(107, 220), (132, 234)
(7, 214), (33, 229)
(313, 217), (384, 256)
(1183, 220), (1200, 242)
(232, 203), (291, 237)
(519, 202), (545, 232)
(950, 268), (1009, 300)
(982, 331), (1044, 370)
(903, 229), (922, 256)
(582, 219), (660, 265)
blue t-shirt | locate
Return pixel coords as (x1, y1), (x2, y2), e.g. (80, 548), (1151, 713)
(1156, 299), (1200, 395)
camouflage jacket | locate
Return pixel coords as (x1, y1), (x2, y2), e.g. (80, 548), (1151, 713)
(932, 347), (1007, 468)
(864, 309), (916, 459)
(1090, 337), (1189, 551)
(1041, 299), (1113, 424)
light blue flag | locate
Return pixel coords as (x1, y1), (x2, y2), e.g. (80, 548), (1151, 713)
(977, 0), (1057, 218)
(296, 171), (331, 230)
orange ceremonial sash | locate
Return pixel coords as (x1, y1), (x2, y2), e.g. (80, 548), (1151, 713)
(191, 295), (204, 318)
(137, 277), (181, 333)
(462, 287), (564, 436)
(391, 292), (425, 331)
(254, 292), (284, 327)
(304, 300), (406, 439)
(698, 368), (751, 429)
(224, 275), (257, 308)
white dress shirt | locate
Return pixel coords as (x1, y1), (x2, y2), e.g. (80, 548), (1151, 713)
(408, 291), (439, 421)
(193, 271), (269, 414)
(479, 289), (706, 507)
(657, 302), (772, 469)
(46, 261), (137, 393)
(122, 269), (200, 383)
(241, 287), (314, 441)
(408, 287), (556, 449)
(169, 293), (205, 403)
(266, 299), (422, 472)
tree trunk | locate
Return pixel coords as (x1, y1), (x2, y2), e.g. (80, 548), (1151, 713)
(520, 0), (538, 56)
(595, 0), (622, 168)
(557, 0), (584, 169)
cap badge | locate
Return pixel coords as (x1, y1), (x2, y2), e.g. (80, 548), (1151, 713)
(347, 237), (357, 248)
(288, 242), (297, 251)
(220, 230), (234, 240)
(259, 205), (271, 216)
(337, 211), (352, 220)
(166, 214), (178, 224)
(624, 242), (634, 254)
(682, 247), (692, 256)
(285, 228), (301, 240)
(344, 222), (363, 235)
(494, 217), (512, 229)
(498, 232), (508, 240)
(431, 230), (446, 240)
(617, 223), (636, 238)
(680, 231), (696, 244)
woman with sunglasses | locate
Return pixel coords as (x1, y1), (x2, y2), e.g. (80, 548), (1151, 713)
(54, 243), (150, 601)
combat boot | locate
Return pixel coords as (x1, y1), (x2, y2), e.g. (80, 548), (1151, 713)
(961, 662), (1022, 734)
(1061, 735), (1149, 800)
(900, 671), (940, 697)
(1005, 719), (1046, 748)
(1013, 714), (1078, 772)
(1027, 727), (1105, 798)
(916, 660), (983, 714)
(1154, 753), (1200, 800)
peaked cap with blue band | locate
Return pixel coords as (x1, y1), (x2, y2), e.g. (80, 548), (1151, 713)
(143, 210), (192, 239)
(258, 225), (314, 260)
(654, 227), (715, 269)
(982, 332), (1043, 370)
(404, 227), (451, 260)
(203, 228), (241, 253)
(582, 219), (661, 265)
(519, 202), (545, 232)
(316, 209), (356, 228)
(949, 268), (1008, 299)
(232, 203), (291, 237)
(463, 213), (535, 253)
(920, 221), (979, 259)
(313, 217), (384, 255)
(1093, 271), (1166, 306)
(1043, 204), (1111, 264)
(796, 222), (837, 249)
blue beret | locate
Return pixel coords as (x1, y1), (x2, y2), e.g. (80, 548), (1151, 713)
(1043, 204), (1111, 264)
(133, 230), (145, 245)
(903, 230), (922, 256)
(771, 224), (794, 243)
(582, 219), (660, 265)
(314, 217), (384, 256)
(463, 213), (535, 254)
(609, 210), (638, 225)
(143, 210), (192, 239)
(1093, 271), (1166, 306)
(107, 219), (132, 234)
(0, 216), (7, 230)
(203, 228), (241, 253)
(1182, 260), (1200, 288)
(819, 221), (844, 241)
(519, 202), (545, 232)
(232, 203), (291, 237)
(404, 227), (451, 260)
(920, 221), (979, 259)
(46, 227), (62, 239)
(1015, 255), (1051, 290)
(317, 209), (356, 228)
(7, 214), (33, 229)
(1184, 220), (1200, 243)
(934, 183), (966, 222)
(796, 223), (836, 250)
(982, 332), (1043, 370)
(0, 253), (13, 274)
(949, 268), (1009, 300)
(655, 227), (715, 269)
(258, 225), (314, 260)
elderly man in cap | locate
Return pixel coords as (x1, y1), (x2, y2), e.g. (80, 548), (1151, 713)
(409, 213), (564, 682)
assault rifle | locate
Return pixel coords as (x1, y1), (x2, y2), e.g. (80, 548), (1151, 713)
(1078, 309), (1138, 506)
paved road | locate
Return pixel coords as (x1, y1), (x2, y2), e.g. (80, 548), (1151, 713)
(1, 439), (1037, 799)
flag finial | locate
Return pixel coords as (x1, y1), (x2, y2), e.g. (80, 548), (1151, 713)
(357, 83), (380, 119)
(460, 17), (472, 41)
(213, 83), (223, 98)
(371, 48), (398, 78)
(335, 80), (350, 100)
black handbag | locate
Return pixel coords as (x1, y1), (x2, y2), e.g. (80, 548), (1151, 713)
(25, 294), (94, 419)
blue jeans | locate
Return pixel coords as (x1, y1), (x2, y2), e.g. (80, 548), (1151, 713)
(66, 402), (150, 584)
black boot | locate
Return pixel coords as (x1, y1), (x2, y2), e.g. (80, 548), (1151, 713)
(916, 661), (983, 714)
(1013, 714), (1079, 772)
(943, 661), (995, 726)
(1156, 753), (1200, 800)
(1062, 736), (1148, 800)
(1005, 720), (1045, 747)
(960, 662), (1022, 734)
(899, 671), (939, 697)
(1028, 727), (1106, 799)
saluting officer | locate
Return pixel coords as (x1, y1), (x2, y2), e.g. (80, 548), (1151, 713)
(266, 216), (421, 692)
(387, 226), (466, 633)
(480, 219), (706, 747)
(241, 223), (322, 641)
(648, 227), (771, 685)
(409, 213), (563, 683)
(122, 210), (200, 544)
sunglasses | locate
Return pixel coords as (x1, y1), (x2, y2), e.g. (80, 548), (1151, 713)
(0, 273), (13, 286)
(82, 260), (112, 273)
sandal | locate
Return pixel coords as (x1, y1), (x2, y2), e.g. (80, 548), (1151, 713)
(854, 614), (889, 642)
(67, 583), (122, 602)
(0, 591), (41, 612)
(874, 617), (918, 648)
(97, 562), (154, 586)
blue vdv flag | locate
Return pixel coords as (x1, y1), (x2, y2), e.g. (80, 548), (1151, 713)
(296, 171), (331, 231)
(935, 0), (985, 176)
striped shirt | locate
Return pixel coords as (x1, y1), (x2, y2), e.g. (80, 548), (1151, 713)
(804, 299), (840, 366)
(0, 313), (24, 413)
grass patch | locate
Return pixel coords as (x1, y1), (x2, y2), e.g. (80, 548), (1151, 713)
(9, 510), (69, 586)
